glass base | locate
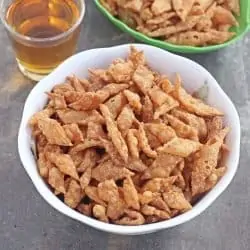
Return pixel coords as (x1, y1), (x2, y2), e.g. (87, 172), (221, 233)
(17, 62), (49, 81)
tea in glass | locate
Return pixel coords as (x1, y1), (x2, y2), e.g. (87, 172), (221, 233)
(0, 0), (85, 81)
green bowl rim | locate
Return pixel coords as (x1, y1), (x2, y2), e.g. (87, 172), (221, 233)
(94, 0), (250, 53)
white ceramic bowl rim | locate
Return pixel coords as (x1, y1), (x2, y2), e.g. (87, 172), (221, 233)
(18, 44), (241, 235)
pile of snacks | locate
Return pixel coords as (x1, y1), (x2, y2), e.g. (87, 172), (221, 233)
(100, 0), (240, 46)
(29, 47), (229, 225)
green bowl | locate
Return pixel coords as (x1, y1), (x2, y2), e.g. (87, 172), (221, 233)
(94, 0), (250, 53)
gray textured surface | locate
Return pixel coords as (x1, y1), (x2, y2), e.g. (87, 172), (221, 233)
(0, 1), (249, 249)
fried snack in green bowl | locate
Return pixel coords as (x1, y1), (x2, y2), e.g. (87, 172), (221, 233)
(94, 0), (250, 53)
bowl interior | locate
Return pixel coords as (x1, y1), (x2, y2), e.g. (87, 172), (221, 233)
(18, 44), (240, 235)
(94, 0), (250, 53)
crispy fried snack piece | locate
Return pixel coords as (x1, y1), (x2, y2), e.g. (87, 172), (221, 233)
(97, 179), (119, 203)
(38, 118), (72, 146)
(117, 105), (136, 136)
(173, 75), (223, 116)
(93, 204), (109, 223)
(92, 160), (134, 182)
(163, 190), (192, 211)
(47, 92), (67, 109)
(171, 108), (207, 140)
(105, 93), (128, 119)
(158, 137), (202, 157)
(79, 167), (92, 190)
(86, 122), (106, 140)
(69, 92), (102, 111)
(97, 83), (129, 102)
(123, 89), (142, 114)
(123, 176), (140, 210)
(191, 142), (222, 196)
(141, 205), (170, 219)
(165, 114), (199, 141)
(64, 179), (83, 208)
(138, 123), (157, 158)
(85, 186), (106, 206)
(47, 153), (79, 180)
(115, 209), (145, 225)
(151, 0), (172, 15)
(63, 123), (84, 143)
(29, 108), (55, 126)
(100, 104), (129, 162)
(133, 65), (154, 94)
(48, 167), (65, 194)
(141, 95), (154, 123)
(126, 129), (140, 159)
(57, 109), (104, 125)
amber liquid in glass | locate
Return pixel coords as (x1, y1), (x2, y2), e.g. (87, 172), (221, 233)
(6, 0), (81, 74)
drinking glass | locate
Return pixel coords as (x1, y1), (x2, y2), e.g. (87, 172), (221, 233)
(0, 0), (85, 81)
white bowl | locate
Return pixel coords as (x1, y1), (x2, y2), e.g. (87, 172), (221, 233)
(18, 44), (241, 235)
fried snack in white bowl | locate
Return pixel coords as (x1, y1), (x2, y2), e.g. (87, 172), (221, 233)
(18, 44), (240, 235)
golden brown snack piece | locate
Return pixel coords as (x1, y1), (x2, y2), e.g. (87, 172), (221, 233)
(67, 75), (87, 92)
(171, 108), (207, 140)
(47, 153), (79, 180)
(141, 177), (177, 193)
(107, 196), (125, 220)
(69, 92), (101, 111)
(74, 149), (98, 172)
(117, 105), (136, 136)
(151, 0), (172, 15)
(173, 77), (223, 116)
(115, 209), (145, 225)
(37, 152), (54, 178)
(157, 137), (201, 157)
(86, 122), (106, 140)
(92, 160), (134, 182)
(138, 123), (157, 158)
(191, 142), (222, 196)
(93, 205), (109, 223)
(141, 205), (170, 219)
(97, 179), (119, 203)
(48, 167), (65, 194)
(126, 158), (148, 172)
(38, 118), (72, 146)
(63, 123), (84, 144)
(145, 123), (176, 144)
(168, 29), (235, 46)
(163, 190), (192, 211)
(64, 179), (83, 208)
(85, 186), (106, 206)
(108, 60), (134, 83)
(133, 65), (154, 94)
(97, 83), (129, 102)
(105, 93), (128, 119)
(53, 82), (74, 94)
(100, 104), (129, 162)
(172, 0), (195, 21)
(57, 109), (104, 125)
(69, 139), (103, 155)
(164, 114), (199, 141)
(123, 89), (142, 114)
(123, 176), (140, 210)
(126, 129), (140, 159)
(47, 92), (67, 109)
(141, 95), (154, 123)
(79, 167), (92, 190)
(29, 108), (55, 126)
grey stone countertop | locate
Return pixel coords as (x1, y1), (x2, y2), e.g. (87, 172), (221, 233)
(0, 1), (249, 250)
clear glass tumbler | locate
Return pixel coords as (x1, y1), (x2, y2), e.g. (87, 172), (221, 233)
(0, 0), (85, 81)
